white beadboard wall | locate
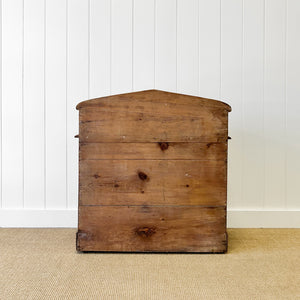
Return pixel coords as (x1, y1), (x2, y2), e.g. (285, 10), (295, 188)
(1, 0), (300, 227)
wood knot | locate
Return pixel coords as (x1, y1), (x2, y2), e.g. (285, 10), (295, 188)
(158, 142), (169, 151)
(135, 227), (156, 238)
(138, 171), (148, 181)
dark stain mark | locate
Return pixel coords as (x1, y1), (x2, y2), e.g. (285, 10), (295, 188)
(135, 227), (156, 238)
(93, 174), (100, 179)
(76, 230), (93, 251)
(138, 113), (144, 121)
(186, 184), (189, 188)
(114, 184), (119, 188)
(77, 230), (88, 239)
(158, 142), (169, 151)
(138, 171), (148, 181)
(160, 218), (165, 221)
(141, 206), (150, 213)
(74, 134), (79, 138)
(228, 136), (232, 140)
(141, 190), (144, 194)
(206, 142), (220, 148)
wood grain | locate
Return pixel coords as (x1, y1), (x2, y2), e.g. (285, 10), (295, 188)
(79, 108), (228, 143)
(77, 89), (230, 253)
(77, 206), (227, 252)
(79, 159), (227, 206)
(76, 90), (231, 112)
(79, 142), (227, 160)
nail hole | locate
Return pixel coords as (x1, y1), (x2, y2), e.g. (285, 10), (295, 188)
(186, 184), (189, 187)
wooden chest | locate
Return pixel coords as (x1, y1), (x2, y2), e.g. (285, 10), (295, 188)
(76, 90), (231, 253)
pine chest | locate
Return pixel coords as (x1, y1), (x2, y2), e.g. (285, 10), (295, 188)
(76, 90), (231, 253)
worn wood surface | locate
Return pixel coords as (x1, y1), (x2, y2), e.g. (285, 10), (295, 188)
(76, 89), (231, 112)
(79, 142), (227, 161)
(79, 159), (226, 206)
(77, 89), (230, 253)
(77, 206), (227, 252)
(79, 107), (228, 143)
(79, 111), (228, 143)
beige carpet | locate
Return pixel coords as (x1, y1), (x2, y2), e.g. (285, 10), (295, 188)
(0, 229), (299, 300)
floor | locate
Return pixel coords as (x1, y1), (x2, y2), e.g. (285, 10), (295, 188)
(0, 229), (299, 300)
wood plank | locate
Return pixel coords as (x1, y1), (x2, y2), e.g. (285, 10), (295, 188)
(79, 107), (228, 143)
(79, 160), (227, 206)
(79, 97), (230, 118)
(79, 142), (227, 161)
(77, 206), (227, 252)
(76, 90), (231, 112)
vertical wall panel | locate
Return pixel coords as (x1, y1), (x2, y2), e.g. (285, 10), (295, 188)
(221, 0), (243, 209)
(2, 0), (23, 208)
(1, 0), (300, 224)
(133, 0), (155, 91)
(242, 0), (265, 209)
(89, 0), (111, 98)
(264, 0), (286, 209)
(0, 0), (2, 208)
(67, 0), (89, 208)
(177, 0), (198, 95)
(45, 0), (67, 209)
(23, 0), (45, 208)
(199, 0), (220, 100)
(111, 0), (132, 94)
(155, 0), (177, 92)
(286, 0), (300, 209)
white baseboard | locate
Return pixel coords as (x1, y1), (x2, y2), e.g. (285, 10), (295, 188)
(0, 209), (78, 228)
(0, 209), (299, 228)
(227, 210), (300, 228)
